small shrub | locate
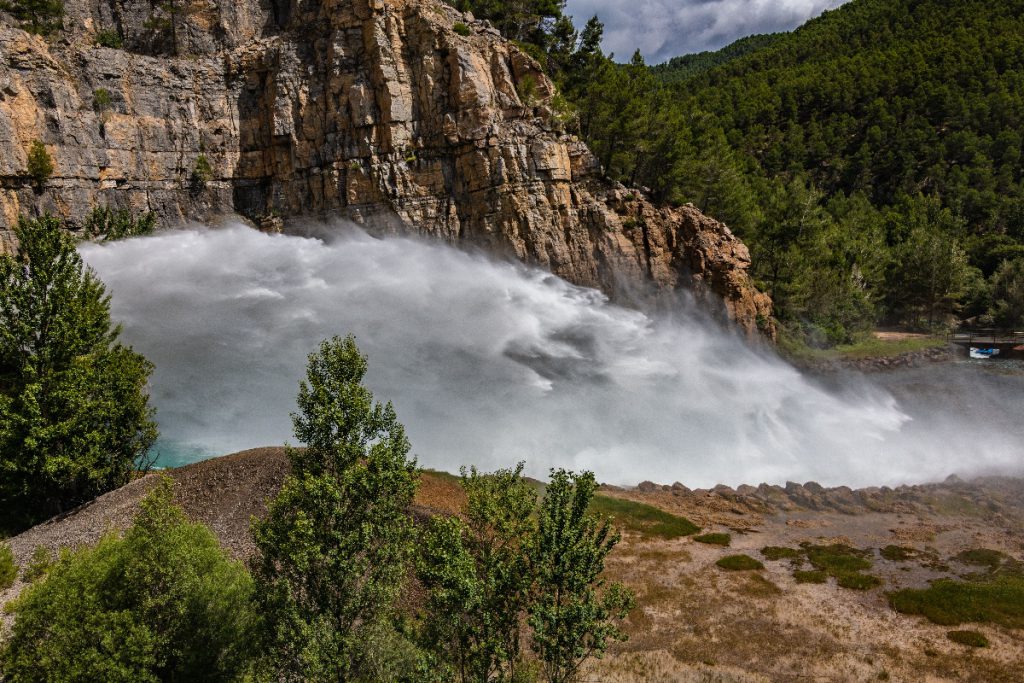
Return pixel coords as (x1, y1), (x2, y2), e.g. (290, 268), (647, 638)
(588, 495), (699, 540)
(805, 543), (873, 574)
(694, 532), (731, 547)
(622, 218), (640, 230)
(516, 74), (538, 107)
(95, 28), (122, 48)
(837, 572), (882, 590)
(793, 569), (828, 584)
(716, 554), (763, 571)
(191, 153), (214, 188)
(21, 546), (52, 583)
(92, 88), (112, 111)
(453, 21), (470, 37)
(0, 542), (15, 589)
(26, 140), (54, 190)
(947, 630), (989, 648)
(762, 546), (802, 561)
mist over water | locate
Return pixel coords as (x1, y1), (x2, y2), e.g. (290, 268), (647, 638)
(80, 224), (1024, 488)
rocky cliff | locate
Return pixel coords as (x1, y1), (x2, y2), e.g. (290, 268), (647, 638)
(0, 0), (773, 336)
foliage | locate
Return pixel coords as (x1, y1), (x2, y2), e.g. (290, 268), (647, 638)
(989, 258), (1024, 328)
(0, 215), (157, 533)
(93, 88), (113, 113)
(888, 574), (1024, 628)
(83, 206), (157, 241)
(953, 548), (1012, 573)
(879, 545), (916, 562)
(802, 543), (880, 589)
(0, 0), (64, 35)
(143, 0), (185, 54)
(95, 28), (122, 48)
(836, 572), (882, 590)
(418, 463), (539, 681)
(587, 495), (699, 540)
(0, 542), (15, 589)
(21, 545), (52, 583)
(716, 555), (764, 571)
(453, 21), (471, 37)
(251, 335), (421, 682)
(0, 479), (256, 682)
(25, 139), (53, 190)
(792, 569), (827, 584)
(694, 532), (731, 546)
(947, 630), (989, 648)
(761, 546), (802, 561)
(529, 469), (634, 683)
(191, 154), (214, 188)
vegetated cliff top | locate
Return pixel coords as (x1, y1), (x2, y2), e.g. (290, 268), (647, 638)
(0, 0), (773, 337)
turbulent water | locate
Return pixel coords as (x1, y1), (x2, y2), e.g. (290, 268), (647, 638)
(79, 224), (1024, 488)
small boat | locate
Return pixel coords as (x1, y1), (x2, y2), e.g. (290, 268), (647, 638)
(969, 347), (1000, 359)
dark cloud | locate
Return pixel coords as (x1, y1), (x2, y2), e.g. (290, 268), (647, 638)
(565, 0), (849, 63)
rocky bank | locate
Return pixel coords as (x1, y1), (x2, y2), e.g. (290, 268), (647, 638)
(0, 0), (772, 335)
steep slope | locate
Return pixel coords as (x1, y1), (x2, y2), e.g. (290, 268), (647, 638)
(0, 0), (772, 336)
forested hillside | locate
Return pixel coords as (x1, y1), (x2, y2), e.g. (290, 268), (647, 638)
(455, 0), (1024, 346)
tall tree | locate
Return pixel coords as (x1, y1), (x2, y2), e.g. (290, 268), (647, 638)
(0, 215), (157, 533)
(251, 335), (421, 681)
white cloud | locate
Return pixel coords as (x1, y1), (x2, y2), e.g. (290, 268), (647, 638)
(565, 0), (850, 63)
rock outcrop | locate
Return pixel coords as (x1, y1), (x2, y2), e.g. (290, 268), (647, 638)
(0, 0), (773, 336)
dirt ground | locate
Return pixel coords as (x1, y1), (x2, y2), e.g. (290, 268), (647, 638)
(2, 449), (1022, 682)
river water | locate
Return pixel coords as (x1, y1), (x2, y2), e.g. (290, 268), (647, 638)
(79, 224), (1024, 488)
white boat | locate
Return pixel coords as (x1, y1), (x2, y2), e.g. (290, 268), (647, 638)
(969, 347), (1000, 359)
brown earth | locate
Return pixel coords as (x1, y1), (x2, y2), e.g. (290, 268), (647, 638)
(3, 448), (1023, 681)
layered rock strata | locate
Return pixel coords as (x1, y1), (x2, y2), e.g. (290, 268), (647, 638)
(0, 0), (773, 335)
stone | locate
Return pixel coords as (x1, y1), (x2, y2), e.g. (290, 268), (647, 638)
(637, 481), (659, 493)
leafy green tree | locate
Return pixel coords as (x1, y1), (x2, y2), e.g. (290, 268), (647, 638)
(25, 140), (53, 191)
(251, 335), (421, 682)
(0, 0), (64, 35)
(0, 478), (256, 682)
(0, 216), (158, 533)
(989, 257), (1024, 329)
(84, 206), (157, 241)
(418, 463), (539, 681)
(529, 469), (633, 683)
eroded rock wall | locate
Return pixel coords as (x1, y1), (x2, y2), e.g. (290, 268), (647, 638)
(0, 0), (773, 336)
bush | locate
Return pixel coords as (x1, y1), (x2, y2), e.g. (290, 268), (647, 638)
(25, 139), (53, 190)
(191, 153), (214, 188)
(0, 542), (15, 589)
(954, 548), (1009, 572)
(21, 545), (52, 583)
(888, 575), (1024, 628)
(1, 0), (64, 35)
(95, 28), (122, 48)
(453, 21), (471, 36)
(947, 630), (989, 648)
(92, 88), (113, 113)
(716, 554), (764, 571)
(762, 546), (802, 561)
(0, 479), (256, 681)
(0, 215), (158, 533)
(694, 532), (731, 546)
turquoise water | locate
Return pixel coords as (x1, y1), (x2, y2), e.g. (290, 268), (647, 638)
(148, 439), (225, 470)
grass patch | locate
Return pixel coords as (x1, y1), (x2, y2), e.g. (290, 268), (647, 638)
(881, 545), (917, 562)
(716, 554), (764, 571)
(589, 495), (699, 540)
(739, 574), (782, 598)
(837, 573), (883, 590)
(0, 542), (15, 589)
(947, 630), (989, 648)
(762, 546), (802, 561)
(888, 574), (1024, 627)
(804, 543), (873, 574)
(954, 548), (1009, 572)
(793, 569), (828, 584)
(694, 532), (731, 546)
(453, 22), (471, 36)
(781, 333), (946, 363)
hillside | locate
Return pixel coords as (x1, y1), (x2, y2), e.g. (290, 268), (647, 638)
(3, 449), (1023, 681)
(558, 0), (1024, 345)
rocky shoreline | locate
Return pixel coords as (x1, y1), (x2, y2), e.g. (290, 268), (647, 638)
(791, 343), (956, 374)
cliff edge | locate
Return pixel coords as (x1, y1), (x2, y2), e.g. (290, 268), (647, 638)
(0, 0), (773, 336)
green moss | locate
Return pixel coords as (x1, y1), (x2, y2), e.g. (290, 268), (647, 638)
(946, 630), (989, 648)
(888, 574), (1024, 628)
(804, 543), (872, 574)
(836, 572), (882, 590)
(694, 532), (731, 547)
(762, 546), (802, 561)
(880, 545), (917, 562)
(954, 548), (1009, 572)
(588, 495), (699, 540)
(793, 569), (828, 584)
(453, 22), (471, 37)
(716, 554), (764, 571)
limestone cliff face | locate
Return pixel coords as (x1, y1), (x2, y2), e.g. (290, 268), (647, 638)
(0, 0), (773, 336)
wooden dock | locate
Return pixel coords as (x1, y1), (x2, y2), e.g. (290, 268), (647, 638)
(948, 329), (1024, 356)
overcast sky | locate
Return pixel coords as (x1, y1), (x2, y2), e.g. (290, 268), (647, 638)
(564, 0), (849, 64)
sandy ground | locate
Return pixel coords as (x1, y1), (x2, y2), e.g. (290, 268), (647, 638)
(2, 449), (1022, 682)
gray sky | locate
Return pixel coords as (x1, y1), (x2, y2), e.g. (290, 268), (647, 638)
(565, 0), (849, 64)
